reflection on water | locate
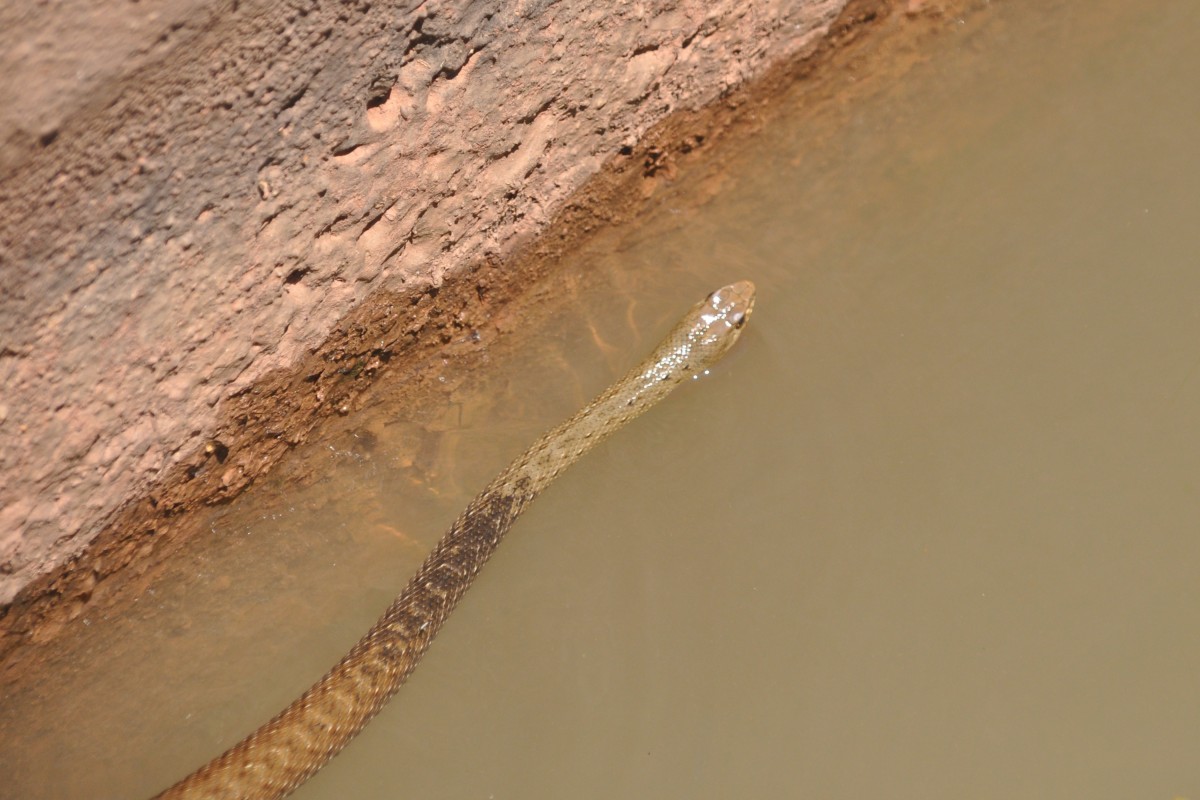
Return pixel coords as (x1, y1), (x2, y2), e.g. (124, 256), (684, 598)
(4, 0), (1200, 797)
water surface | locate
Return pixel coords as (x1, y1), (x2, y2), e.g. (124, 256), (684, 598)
(3, 0), (1200, 797)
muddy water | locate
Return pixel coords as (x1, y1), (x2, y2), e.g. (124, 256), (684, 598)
(4, 0), (1200, 797)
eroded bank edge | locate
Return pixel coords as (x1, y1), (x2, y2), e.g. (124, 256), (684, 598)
(0, 0), (980, 678)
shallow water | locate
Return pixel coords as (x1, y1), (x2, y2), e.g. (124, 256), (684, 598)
(4, 0), (1200, 797)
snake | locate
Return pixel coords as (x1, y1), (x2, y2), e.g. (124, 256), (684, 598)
(151, 280), (756, 799)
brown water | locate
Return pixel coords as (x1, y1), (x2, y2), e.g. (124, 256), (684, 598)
(4, 0), (1200, 797)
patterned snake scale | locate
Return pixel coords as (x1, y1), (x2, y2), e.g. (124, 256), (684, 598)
(151, 281), (756, 799)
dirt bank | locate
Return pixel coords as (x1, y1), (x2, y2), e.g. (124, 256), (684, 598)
(0, 0), (972, 669)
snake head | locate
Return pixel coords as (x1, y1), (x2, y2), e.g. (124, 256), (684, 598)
(690, 279), (755, 359)
(627, 280), (756, 393)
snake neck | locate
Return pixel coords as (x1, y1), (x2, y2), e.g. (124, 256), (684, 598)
(491, 331), (703, 504)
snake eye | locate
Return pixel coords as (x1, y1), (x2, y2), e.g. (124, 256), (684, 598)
(732, 313), (746, 329)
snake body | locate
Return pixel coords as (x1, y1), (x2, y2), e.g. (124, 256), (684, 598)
(152, 281), (755, 800)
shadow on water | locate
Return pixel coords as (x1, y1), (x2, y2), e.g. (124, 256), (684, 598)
(3, 0), (1200, 797)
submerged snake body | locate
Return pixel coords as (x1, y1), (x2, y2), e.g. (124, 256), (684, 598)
(153, 281), (755, 800)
